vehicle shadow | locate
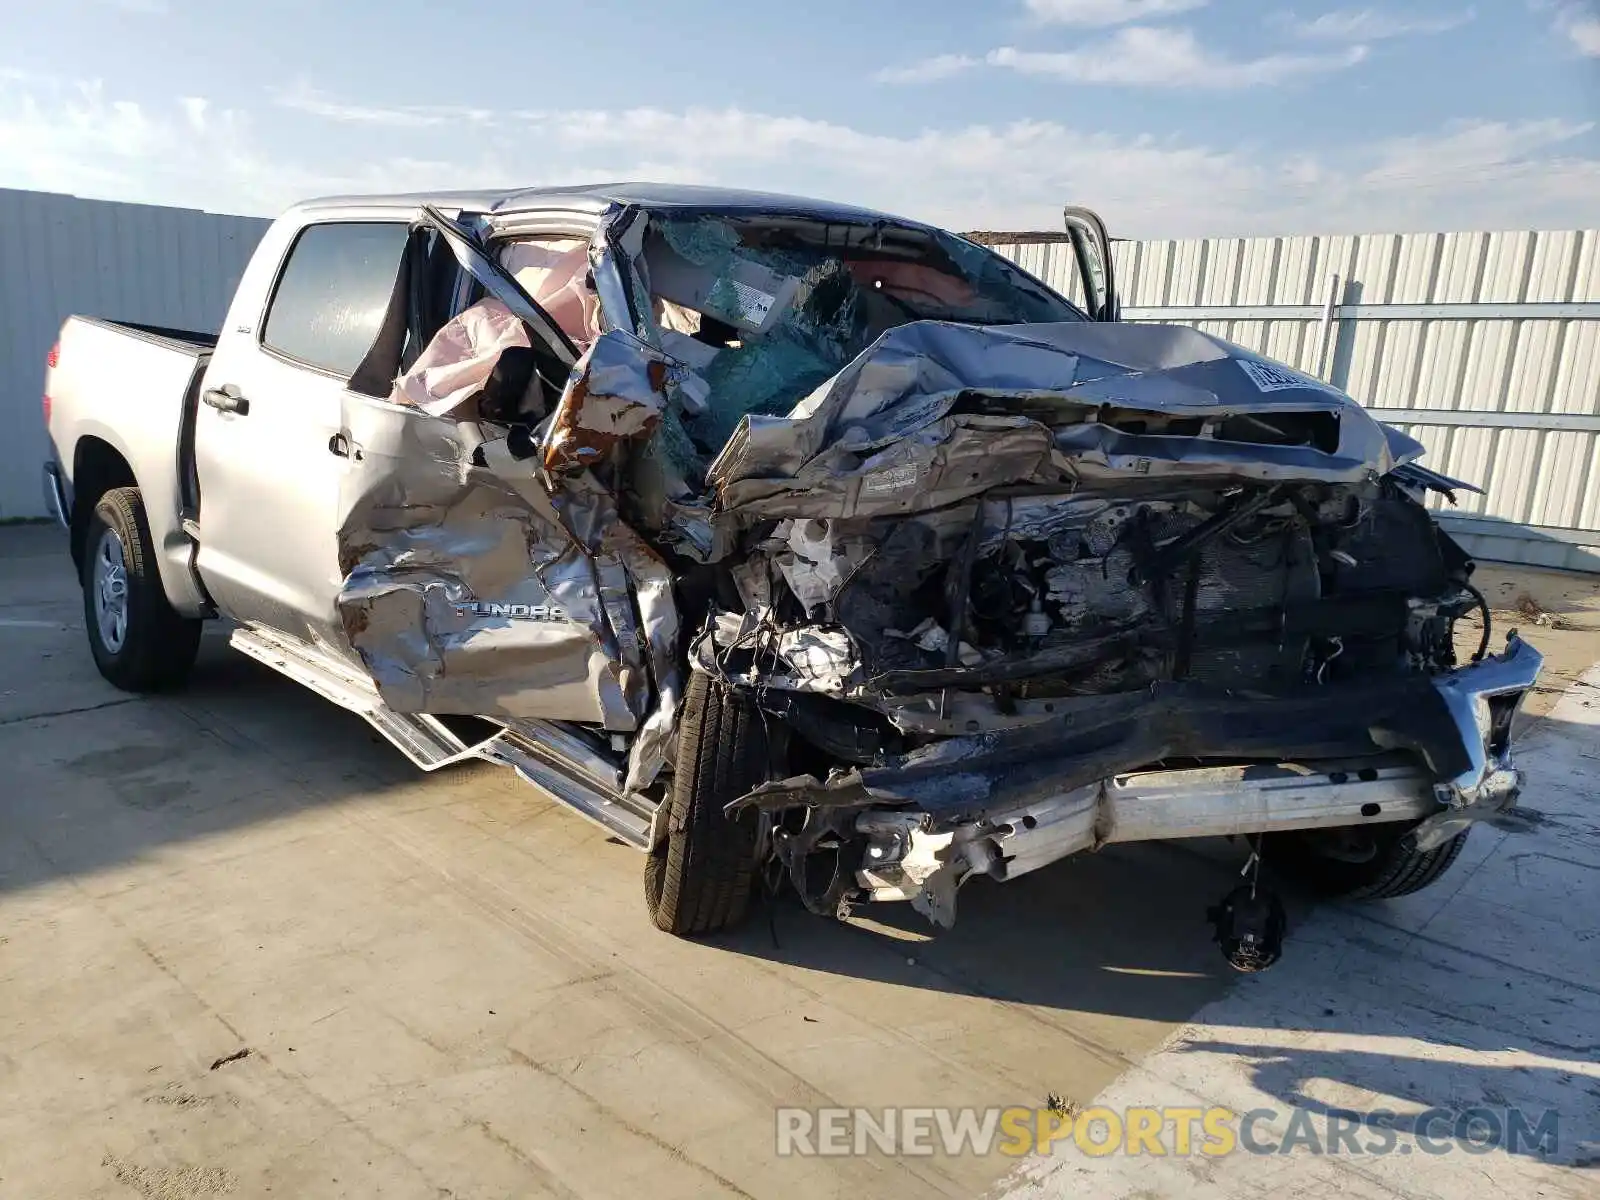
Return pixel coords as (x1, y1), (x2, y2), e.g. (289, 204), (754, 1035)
(0, 629), (428, 896)
(718, 833), (1259, 1028)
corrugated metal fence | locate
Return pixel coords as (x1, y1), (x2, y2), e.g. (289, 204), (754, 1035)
(0, 188), (269, 521)
(990, 230), (1600, 572)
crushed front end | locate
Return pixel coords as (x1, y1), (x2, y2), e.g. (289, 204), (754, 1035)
(338, 196), (1541, 935)
(680, 319), (1543, 929)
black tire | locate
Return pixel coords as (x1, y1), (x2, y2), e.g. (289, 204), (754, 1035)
(644, 671), (768, 935)
(82, 486), (202, 693)
(1268, 824), (1470, 901)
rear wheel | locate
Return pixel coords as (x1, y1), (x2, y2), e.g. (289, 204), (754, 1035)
(1268, 823), (1470, 900)
(644, 671), (768, 935)
(82, 487), (202, 692)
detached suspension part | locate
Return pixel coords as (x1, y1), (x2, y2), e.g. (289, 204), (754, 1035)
(1207, 835), (1288, 972)
(773, 820), (867, 921)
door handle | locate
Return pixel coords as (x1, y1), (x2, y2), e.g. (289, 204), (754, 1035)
(203, 384), (249, 415)
(328, 433), (352, 457)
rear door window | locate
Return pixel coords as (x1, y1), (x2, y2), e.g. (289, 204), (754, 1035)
(262, 222), (411, 377)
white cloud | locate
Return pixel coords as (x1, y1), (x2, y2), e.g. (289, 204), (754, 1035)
(1557, 5), (1600, 54)
(1283, 7), (1476, 39)
(1024, 0), (1209, 25)
(0, 76), (440, 215)
(0, 79), (175, 197)
(873, 54), (981, 84)
(1361, 117), (1593, 181)
(1529, 1), (1600, 54)
(273, 82), (495, 127)
(1347, 118), (1600, 231)
(1567, 17), (1600, 52)
(2, 75), (1596, 238)
(987, 26), (1369, 88)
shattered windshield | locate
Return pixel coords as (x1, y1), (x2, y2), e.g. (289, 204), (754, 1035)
(637, 210), (1084, 472)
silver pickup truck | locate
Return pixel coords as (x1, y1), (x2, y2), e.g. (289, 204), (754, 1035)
(41, 184), (1540, 968)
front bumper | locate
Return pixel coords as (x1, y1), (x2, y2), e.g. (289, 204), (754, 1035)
(42, 460), (71, 529)
(856, 754), (1444, 925)
(739, 634), (1543, 926)
(1411, 631), (1542, 849)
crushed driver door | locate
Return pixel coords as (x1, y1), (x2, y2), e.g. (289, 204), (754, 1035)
(330, 208), (650, 730)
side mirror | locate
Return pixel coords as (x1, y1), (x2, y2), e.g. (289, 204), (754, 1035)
(1062, 206), (1119, 322)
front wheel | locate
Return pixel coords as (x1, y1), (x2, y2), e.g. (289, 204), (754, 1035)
(1268, 823), (1470, 901)
(82, 487), (202, 693)
(643, 671), (768, 935)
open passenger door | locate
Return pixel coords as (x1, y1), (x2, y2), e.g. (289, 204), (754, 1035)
(1062, 206), (1119, 323)
(420, 205), (580, 373)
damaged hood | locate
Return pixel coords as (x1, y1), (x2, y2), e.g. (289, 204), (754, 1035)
(707, 320), (1418, 521)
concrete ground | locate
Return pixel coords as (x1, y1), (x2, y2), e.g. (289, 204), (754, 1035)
(1462, 561), (1600, 729)
(1005, 664), (1600, 1198)
(2, 522), (1596, 1199)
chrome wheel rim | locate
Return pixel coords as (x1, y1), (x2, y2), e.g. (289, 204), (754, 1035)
(93, 526), (130, 653)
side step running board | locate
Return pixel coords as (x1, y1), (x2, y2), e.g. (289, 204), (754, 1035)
(366, 707), (499, 771)
(229, 626), (654, 847)
(488, 730), (655, 848)
(230, 624), (378, 712)
(230, 626), (491, 769)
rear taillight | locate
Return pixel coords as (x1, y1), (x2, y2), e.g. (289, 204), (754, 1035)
(43, 341), (58, 424)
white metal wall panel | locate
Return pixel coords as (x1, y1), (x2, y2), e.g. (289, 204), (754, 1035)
(0, 188), (268, 520)
(997, 227), (1600, 571)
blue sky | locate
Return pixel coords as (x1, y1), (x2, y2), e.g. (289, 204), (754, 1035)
(0, 0), (1596, 236)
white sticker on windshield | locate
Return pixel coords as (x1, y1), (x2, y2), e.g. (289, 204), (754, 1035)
(1237, 358), (1339, 395)
(725, 280), (777, 326)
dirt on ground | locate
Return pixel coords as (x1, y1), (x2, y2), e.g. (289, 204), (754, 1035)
(1453, 562), (1600, 732)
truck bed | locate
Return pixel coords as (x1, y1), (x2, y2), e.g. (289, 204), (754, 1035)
(46, 314), (220, 614)
(75, 316), (219, 354)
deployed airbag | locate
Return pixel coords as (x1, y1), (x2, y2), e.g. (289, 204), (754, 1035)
(392, 298), (532, 418)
